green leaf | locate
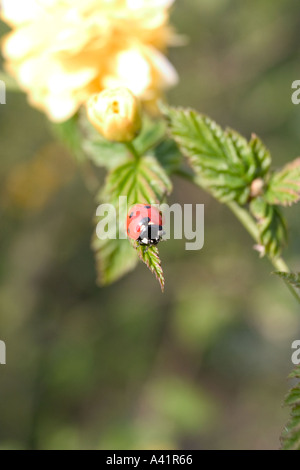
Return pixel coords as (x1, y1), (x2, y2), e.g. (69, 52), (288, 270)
(136, 116), (183, 174)
(164, 106), (271, 204)
(81, 114), (167, 170)
(249, 133), (272, 176)
(281, 366), (300, 450)
(93, 155), (171, 287)
(274, 272), (300, 292)
(77, 113), (128, 169)
(265, 158), (300, 206)
(136, 245), (165, 292)
(101, 156), (172, 206)
(289, 368), (300, 380)
(54, 111), (179, 174)
(250, 197), (287, 257)
(92, 230), (138, 286)
(153, 138), (183, 175)
(83, 137), (128, 170)
(134, 115), (166, 156)
(285, 387), (300, 407)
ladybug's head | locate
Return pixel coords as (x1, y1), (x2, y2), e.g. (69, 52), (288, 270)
(138, 223), (163, 246)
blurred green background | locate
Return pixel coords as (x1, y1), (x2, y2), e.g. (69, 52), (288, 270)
(1, 0), (300, 450)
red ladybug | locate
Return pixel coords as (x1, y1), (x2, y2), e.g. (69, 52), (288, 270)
(127, 204), (164, 246)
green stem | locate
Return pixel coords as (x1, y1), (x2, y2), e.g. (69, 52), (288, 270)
(125, 142), (140, 162)
(172, 168), (300, 302)
(227, 201), (260, 242)
(270, 257), (300, 303)
(227, 201), (300, 303)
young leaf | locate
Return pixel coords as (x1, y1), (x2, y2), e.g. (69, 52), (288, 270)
(136, 245), (165, 292)
(164, 106), (271, 204)
(93, 155), (171, 287)
(265, 158), (300, 206)
(250, 198), (287, 257)
(281, 367), (300, 450)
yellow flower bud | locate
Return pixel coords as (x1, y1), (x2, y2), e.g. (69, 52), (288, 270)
(86, 88), (142, 143)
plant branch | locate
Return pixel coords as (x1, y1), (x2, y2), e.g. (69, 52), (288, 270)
(125, 142), (140, 162)
(227, 201), (260, 242)
(169, 164), (300, 302)
(227, 201), (300, 303)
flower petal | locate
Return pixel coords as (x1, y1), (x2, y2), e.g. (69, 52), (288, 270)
(103, 48), (152, 96)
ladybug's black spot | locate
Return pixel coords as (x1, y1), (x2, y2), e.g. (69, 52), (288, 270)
(129, 212), (134, 218)
(145, 205), (151, 209)
(159, 225), (163, 230)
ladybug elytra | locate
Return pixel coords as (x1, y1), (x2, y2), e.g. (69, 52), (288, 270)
(127, 204), (164, 246)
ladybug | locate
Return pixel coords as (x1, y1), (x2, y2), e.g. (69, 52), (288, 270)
(127, 204), (164, 246)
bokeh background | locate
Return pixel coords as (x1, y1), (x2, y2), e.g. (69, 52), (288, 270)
(1, 0), (300, 450)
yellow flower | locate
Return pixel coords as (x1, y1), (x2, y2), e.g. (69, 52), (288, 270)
(87, 87), (142, 142)
(0, 0), (179, 122)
